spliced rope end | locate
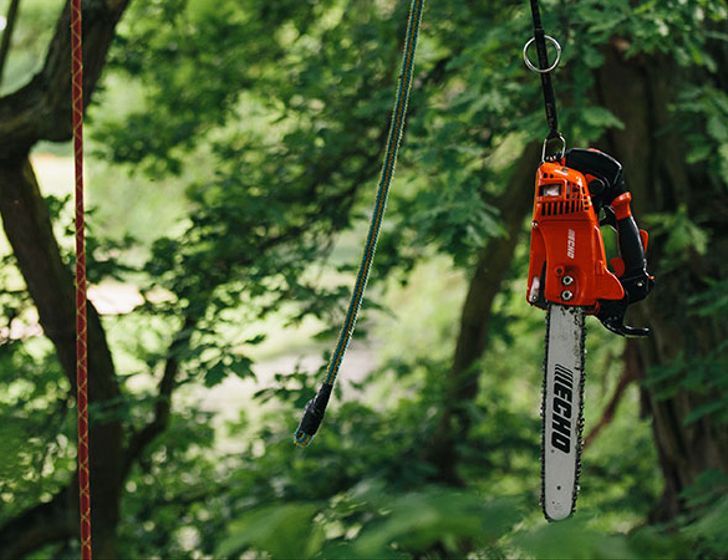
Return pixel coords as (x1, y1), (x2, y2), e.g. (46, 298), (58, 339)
(293, 383), (332, 448)
(293, 432), (313, 448)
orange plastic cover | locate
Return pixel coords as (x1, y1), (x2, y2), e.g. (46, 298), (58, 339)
(527, 162), (624, 310)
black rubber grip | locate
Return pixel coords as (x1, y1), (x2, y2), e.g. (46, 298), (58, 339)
(616, 213), (646, 277)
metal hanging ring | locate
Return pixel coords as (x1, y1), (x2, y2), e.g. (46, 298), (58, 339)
(542, 133), (566, 162)
(523, 35), (562, 74)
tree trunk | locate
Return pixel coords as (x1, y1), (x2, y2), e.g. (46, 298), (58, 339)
(0, 156), (124, 557)
(425, 142), (541, 483)
(0, 1), (131, 555)
(596, 46), (728, 520)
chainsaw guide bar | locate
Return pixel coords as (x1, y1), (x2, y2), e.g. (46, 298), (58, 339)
(542, 304), (586, 521)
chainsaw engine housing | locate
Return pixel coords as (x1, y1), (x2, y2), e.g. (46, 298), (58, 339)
(527, 161), (624, 311)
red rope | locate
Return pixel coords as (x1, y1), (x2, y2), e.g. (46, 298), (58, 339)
(70, 0), (92, 557)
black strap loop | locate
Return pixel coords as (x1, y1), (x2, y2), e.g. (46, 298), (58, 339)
(527, 0), (561, 148)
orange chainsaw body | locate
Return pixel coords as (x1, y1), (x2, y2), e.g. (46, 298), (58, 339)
(527, 161), (624, 310)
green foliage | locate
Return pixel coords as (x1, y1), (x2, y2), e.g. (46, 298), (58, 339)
(1, 0), (727, 558)
(217, 489), (524, 559)
(681, 496), (728, 557)
(214, 480), (677, 560)
(0, 0), (62, 95)
(512, 517), (638, 560)
(349, 491), (521, 557)
(646, 345), (728, 424)
(645, 205), (709, 264)
(217, 503), (325, 559)
(677, 85), (728, 178)
(0, 340), (73, 524)
(689, 279), (728, 318)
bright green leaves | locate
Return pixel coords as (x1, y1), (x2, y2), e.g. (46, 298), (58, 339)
(646, 344), (728, 424)
(99, 0), (297, 174)
(217, 503), (325, 559)
(580, 106), (625, 133)
(646, 204), (709, 263)
(513, 517), (639, 560)
(218, 487), (693, 559)
(203, 355), (254, 388)
(677, 86), (728, 179)
(7, 1), (725, 557)
(0, 341), (73, 523)
(689, 279), (728, 318)
(681, 496), (728, 557)
(671, 471), (728, 558)
(388, 175), (507, 267)
(217, 489), (523, 559)
(349, 492), (521, 558)
(569, 0), (727, 66)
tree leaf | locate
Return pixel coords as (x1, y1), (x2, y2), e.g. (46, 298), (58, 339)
(216, 503), (324, 559)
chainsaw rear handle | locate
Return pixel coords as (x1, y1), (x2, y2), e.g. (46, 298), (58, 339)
(598, 192), (654, 337)
(563, 149), (651, 295)
(611, 193), (652, 300)
(562, 148), (654, 337)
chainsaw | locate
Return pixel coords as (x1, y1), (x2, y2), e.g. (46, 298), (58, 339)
(526, 147), (655, 520)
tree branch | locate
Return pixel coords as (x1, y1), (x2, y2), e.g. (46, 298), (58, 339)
(0, 157), (118, 396)
(583, 341), (639, 450)
(123, 315), (197, 476)
(0, 484), (74, 560)
(0, 0), (129, 157)
(0, 0), (21, 87)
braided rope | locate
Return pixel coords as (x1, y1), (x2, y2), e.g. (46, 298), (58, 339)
(325, 0), (424, 385)
(70, 0), (92, 557)
(294, 0), (425, 446)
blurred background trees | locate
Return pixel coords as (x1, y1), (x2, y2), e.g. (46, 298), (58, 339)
(0, 0), (726, 558)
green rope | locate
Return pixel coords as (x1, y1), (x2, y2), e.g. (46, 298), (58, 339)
(294, 0), (425, 447)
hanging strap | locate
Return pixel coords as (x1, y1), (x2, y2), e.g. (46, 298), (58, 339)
(71, 0), (92, 558)
(524, 0), (564, 160)
(293, 0), (425, 447)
